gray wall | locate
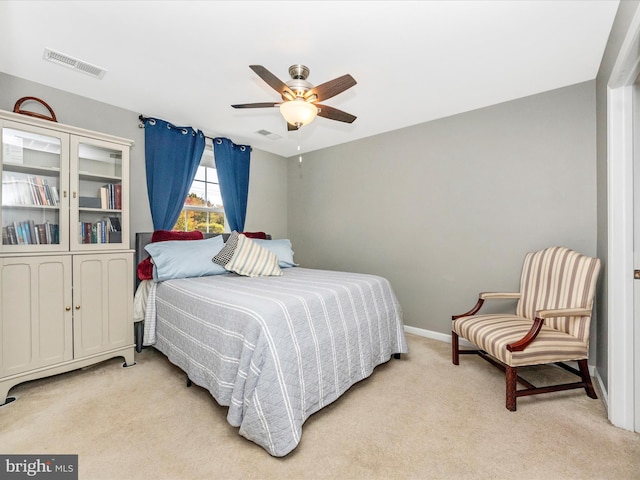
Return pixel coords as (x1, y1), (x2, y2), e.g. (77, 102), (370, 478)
(0, 72), (288, 244)
(245, 148), (288, 239)
(288, 81), (598, 342)
(595, 0), (640, 390)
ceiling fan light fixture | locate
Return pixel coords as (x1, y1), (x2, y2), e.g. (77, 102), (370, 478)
(279, 99), (318, 127)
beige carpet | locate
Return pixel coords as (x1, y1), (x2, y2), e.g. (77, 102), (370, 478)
(1, 334), (639, 480)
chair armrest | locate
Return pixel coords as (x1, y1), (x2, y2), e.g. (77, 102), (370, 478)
(506, 308), (593, 353)
(480, 292), (521, 300)
(452, 293), (520, 320)
(537, 307), (593, 318)
(506, 317), (545, 352)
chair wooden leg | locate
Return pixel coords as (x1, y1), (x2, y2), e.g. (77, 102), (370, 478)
(578, 359), (598, 399)
(506, 365), (517, 411)
(452, 331), (459, 365)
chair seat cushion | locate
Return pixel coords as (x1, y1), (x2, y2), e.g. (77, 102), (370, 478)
(453, 314), (588, 367)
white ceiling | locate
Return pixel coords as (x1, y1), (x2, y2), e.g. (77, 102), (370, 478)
(0, 1), (619, 158)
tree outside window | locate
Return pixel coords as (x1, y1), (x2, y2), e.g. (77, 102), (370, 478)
(173, 143), (224, 233)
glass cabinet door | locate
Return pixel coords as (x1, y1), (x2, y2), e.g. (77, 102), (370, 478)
(1, 121), (69, 252)
(70, 136), (128, 250)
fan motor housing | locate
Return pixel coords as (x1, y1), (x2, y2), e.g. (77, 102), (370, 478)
(289, 64), (309, 80)
(286, 64), (312, 98)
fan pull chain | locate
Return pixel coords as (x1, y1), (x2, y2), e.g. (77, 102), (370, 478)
(298, 127), (303, 164)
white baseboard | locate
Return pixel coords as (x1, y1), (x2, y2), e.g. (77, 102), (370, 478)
(404, 325), (451, 342)
(404, 325), (476, 347)
(403, 324), (598, 374)
(594, 367), (609, 409)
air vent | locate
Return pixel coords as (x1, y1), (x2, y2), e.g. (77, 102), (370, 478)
(43, 48), (107, 79)
(256, 129), (281, 140)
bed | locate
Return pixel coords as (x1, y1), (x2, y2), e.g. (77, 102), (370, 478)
(134, 232), (408, 457)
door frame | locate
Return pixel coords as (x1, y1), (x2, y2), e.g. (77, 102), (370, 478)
(607, 7), (640, 431)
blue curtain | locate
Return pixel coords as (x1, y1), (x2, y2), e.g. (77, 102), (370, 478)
(143, 117), (205, 230)
(214, 137), (251, 232)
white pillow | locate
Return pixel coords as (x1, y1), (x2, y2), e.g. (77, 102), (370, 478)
(252, 238), (298, 268)
(145, 235), (226, 281)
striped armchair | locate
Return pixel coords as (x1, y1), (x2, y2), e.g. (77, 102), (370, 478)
(451, 246), (601, 411)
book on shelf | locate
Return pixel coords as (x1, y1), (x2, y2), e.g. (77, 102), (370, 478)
(8, 225), (18, 244)
(33, 176), (48, 206)
(99, 186), (109, 209)
(83, 222), (92, 244)
(28, 220), (38, 245)
(3, 221), (59, 245)
(36, 224), (47, 245)
(5, 175), (32, 205)
(98, 183), (122, 210)
(108, 216), (121, 232)
(14, 222), (25, 245)
(14, 221), (26, 245)
(50, 184), (60, 206)
(41, 177), (58, 206)
(45, 222), (52, 244)
(1, 176), (15, 205)
(114, 183), (122, 210)
(2, 173), (60, 207)
(76, 218), (122, 244)
(24, 222), (33, 244)
(101, 184), (113, 209)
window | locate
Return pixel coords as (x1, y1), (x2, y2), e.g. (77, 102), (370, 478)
(172, 140), (224, 233)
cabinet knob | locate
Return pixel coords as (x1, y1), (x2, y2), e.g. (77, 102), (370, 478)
(65, 306), (71, 311)
(75, 305), (80, 310)
(63, 190), (67, 198)
(73, 192), (77, 199)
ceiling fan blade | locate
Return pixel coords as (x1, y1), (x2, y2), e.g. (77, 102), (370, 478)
(306, 74), (357, 102)
(231, 102), (280, 109)
(249, 65), (294, 99)
(316, 104), (357, 123)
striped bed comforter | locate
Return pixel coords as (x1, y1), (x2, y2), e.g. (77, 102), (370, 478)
(142, 267), (407, 457)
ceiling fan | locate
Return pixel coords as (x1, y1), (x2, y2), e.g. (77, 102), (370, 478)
(231, 64), (357, 130)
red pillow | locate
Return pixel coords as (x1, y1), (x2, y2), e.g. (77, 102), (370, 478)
(137, 230), (205, 280)
(137, 258), (154, 281)
(242, 231), (267, 239)
(152, 229), (203, 243)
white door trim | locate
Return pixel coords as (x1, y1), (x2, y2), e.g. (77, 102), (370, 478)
(607, 85), (635, 429)
(607, 7), (640, 431)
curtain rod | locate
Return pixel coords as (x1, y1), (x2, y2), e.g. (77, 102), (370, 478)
(138, 114), (219, 141)
(138, 114), (251, 150)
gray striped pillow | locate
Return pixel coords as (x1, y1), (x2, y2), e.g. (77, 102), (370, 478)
(217, 232), (283, 277)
